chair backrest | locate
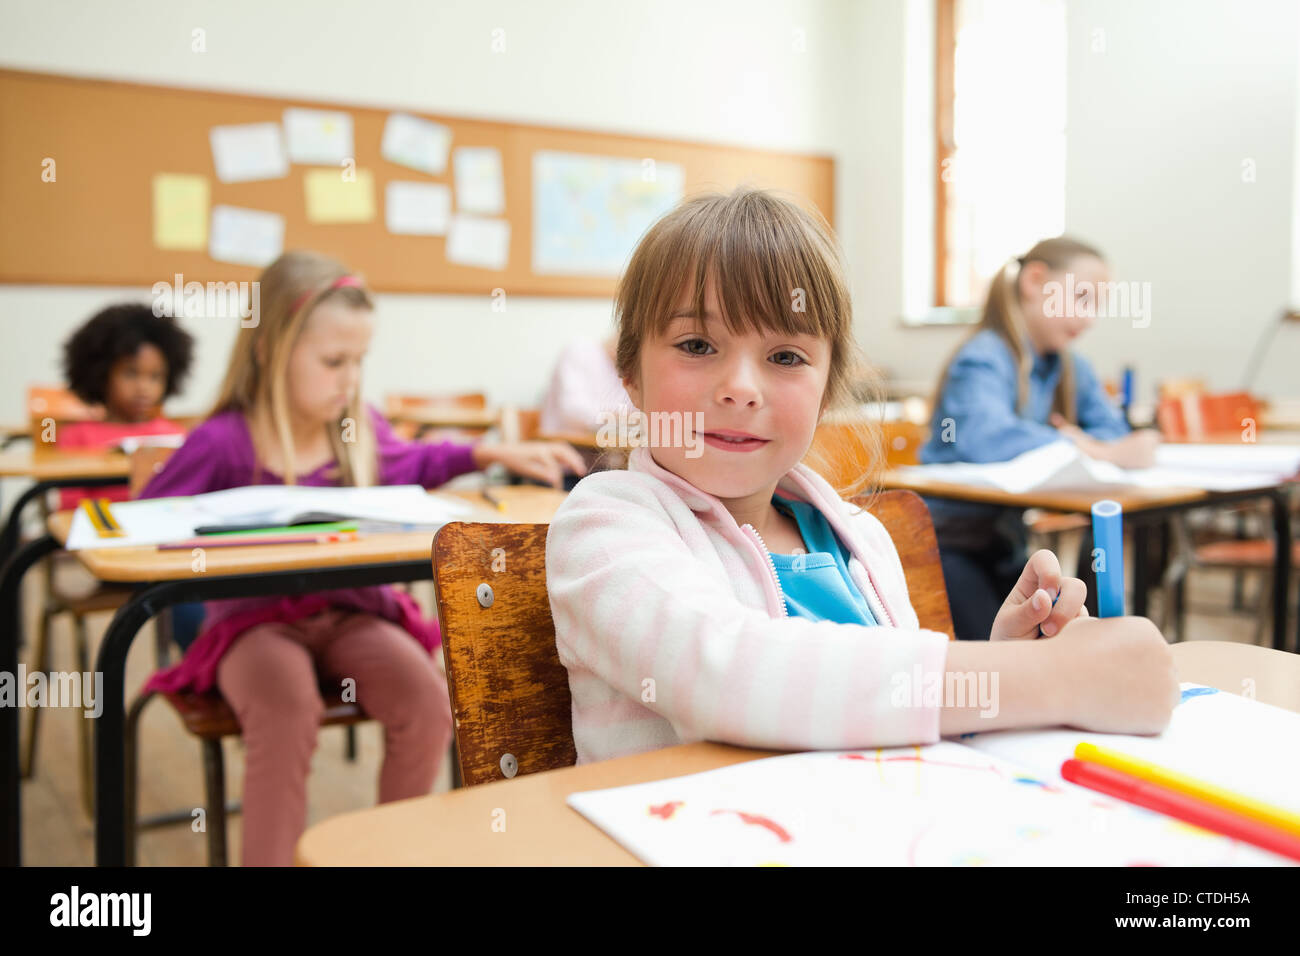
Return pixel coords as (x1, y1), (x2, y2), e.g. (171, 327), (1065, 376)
(432, 488), (954, 787)
(854, 489), (955, 639)
(385, 391), (488, 413)
(806, 421), (928, 491)
(128, 446), (177, 497)
(1157, 390), (1263, 440)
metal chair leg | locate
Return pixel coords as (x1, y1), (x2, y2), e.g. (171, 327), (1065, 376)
(201, 738), (228, 866)
(1252, 574), (1274, 647)
(154, 607), (173, 669)
(124, 690), (157, 866)
(20, 607), (55, 778)
(74, 614), (94, 818)
(345, 724), (358, 762)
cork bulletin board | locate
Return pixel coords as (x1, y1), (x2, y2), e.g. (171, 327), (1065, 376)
(0, 68), (835, 296)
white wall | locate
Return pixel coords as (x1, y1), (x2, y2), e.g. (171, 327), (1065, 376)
(1065, 0), (1299, 399)
(0, 0), (862, 420)
(0, 0), (1295, 423)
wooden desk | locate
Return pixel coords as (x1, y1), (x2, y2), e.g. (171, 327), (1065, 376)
(0, 446), (132, 480)
(881, 468), (1296, 652)
(295, 641), (1299, 866)
(40, 486), (567, 582)
(0, 485), (567, 866)
(0, 447), (132, 576)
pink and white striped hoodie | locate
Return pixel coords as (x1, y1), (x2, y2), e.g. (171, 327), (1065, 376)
(546, 446), (953, 764)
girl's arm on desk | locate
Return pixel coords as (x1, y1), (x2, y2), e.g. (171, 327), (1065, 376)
(1052, 412), (1159, 468)
(370, 405), (586, 489)
(939, 615), (1179, 736)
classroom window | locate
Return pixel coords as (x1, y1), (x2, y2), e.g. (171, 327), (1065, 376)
(906, 0), (1066, 322)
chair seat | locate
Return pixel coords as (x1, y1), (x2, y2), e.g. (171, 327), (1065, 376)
(1194, 539), (1300, 568)
(50, 583), (136, 616)
(1027, 512), (1090, 535)
(160, 688), (368, 739)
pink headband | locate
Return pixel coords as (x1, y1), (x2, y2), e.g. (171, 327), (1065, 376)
(289, 274), (363, 317)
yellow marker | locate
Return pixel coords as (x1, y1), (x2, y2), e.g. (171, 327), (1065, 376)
(1074, 741), (1300, 839)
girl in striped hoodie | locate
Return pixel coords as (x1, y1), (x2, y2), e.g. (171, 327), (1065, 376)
(545, 187), (1177, 764)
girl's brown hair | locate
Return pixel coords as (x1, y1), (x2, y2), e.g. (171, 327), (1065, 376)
(614, 186), (882, 499)
(210, 250), (377, 485)
(935, 236), (1105, 424)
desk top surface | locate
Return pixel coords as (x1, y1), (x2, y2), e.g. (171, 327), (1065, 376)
(878, 470), (1287, 513)
(294, 641), (1300, 866)
(0, 447), (132, 479)
(47, 486), (568, 582)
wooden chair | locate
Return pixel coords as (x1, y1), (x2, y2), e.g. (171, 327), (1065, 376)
(385, 391), (490, 442)
(26, 384), (101, 427)
(1153, 388), (1292, 640)
(432, 489), (954, 788)
(124, 679), (373, 865)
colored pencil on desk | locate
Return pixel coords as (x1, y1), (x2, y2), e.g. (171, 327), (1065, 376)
(157, 531), (358, 551)
(481, 486), (507, 512)
(1074, 741), (1300, 839)
(1061, 758), (1300, 862)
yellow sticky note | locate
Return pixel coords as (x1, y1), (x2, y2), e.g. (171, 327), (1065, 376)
(304, 168), (376, 223)
(152, 174), (210, 250)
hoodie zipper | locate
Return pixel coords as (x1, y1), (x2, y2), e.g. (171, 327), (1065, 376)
(741, 523), (789, 618)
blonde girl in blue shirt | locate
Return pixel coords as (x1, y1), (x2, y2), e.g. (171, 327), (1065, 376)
(920, 237), (1160, 641)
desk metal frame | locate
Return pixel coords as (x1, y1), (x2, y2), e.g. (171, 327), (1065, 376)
(1, 518), (430, 866)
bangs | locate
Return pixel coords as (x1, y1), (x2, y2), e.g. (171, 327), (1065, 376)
(621, 188), (850, 350)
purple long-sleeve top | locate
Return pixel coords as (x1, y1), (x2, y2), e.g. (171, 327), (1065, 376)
(137, 405), (479, 694)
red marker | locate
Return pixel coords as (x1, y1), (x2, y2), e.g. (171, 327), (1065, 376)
(1061, 758), (1300, 862)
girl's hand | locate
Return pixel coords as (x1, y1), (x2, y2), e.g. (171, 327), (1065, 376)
(1044, 615), (1179, 734)
(471, 441), (587, 488)
(989, 549), (1088, 640)
(1050, 414), (1159, 468)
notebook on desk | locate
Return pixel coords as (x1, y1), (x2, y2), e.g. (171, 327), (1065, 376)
(567, 685), (1298, 866)
(63, 483), (482, 550)
(895, 440), (1300, 494)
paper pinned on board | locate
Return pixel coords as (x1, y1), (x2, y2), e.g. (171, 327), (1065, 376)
(453, 146), (505, 214)
(152, 173), (210, 250)
(385, 181), (452, 235)
(446, 214), (509, 270)
(381, 112), (452, 176)
(209, 205), (285, 267)
(283, 107), (355, 165)
(895, 440), (1300, 493)
(304, 168), (376, 223)
(209, 122), (289, 183)
(63, 484), (481, 551)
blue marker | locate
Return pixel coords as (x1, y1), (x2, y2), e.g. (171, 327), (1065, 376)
(1091, 499), (1124, 617)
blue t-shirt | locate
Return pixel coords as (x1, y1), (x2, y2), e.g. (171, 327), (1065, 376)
(768, 495), (877, 626)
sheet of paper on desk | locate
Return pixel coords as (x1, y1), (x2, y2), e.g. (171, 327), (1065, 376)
(567, 740), (1290, 866)
(963, 683), (1300, 815)
(63, 484), (479, 550)
(896, 441), (1300, 493)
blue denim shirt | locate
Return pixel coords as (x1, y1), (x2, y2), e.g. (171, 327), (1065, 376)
(919, 329), (1129, 551)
